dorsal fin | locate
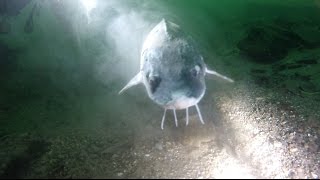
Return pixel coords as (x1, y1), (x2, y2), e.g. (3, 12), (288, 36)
(160, 18), (181, 39)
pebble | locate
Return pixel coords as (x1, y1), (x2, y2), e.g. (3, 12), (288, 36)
(287, 169), (295, 177)
(92, 145), (99, 152)
(155, 142), (163, 151)
(253, 129), (260, 135)
(117, 172), (123, 177)
(256, 97), (264, 101)
(290, 148), (298, 153)
(311, 172), (318, 179)
(112, 154), (119, 159)
(273, 141), (282, 148)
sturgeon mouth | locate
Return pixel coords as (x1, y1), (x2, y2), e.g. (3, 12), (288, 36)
(164, 96), (201, 110)
(160, 90), (206, 130)
(160, 104), (205, 130)
(163, 87), (205, 110)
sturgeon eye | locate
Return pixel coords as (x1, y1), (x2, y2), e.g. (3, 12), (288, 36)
(147, 74), (161, 93)
(190, 65), (201, 78)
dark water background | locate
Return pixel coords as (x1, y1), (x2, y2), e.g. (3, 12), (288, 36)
(0, 0), (319, 178)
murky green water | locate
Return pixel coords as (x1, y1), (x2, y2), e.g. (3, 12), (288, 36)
(0, 0), (319, 178)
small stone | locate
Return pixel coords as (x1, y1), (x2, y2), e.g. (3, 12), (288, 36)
(287, 169), (295, 177)
(297, 128), (303, 133)
(117, 172), (123, 176)
(92, 145), (99, 152)
(112, 154), (119, 159)
(274, 141), (282, 148)
(145, 154), (150, 157)
(290, 148), (298, 153)
(155, 142), (163, 151)
(253, 129), (260, 135)
(289, 133), (295, 140)
(296, 168), (304, 178)
(311, 172), (318, 179)
(297, 168), (303, 173)
(274, 174), (283, 179)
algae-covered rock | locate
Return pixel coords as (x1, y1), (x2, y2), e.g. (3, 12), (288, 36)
(237, 23), (318, 64)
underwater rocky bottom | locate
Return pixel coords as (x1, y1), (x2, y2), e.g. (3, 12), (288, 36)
(0, 0), (320, 179)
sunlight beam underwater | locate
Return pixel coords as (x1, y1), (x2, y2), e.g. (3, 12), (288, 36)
(119, 19), (234, 129)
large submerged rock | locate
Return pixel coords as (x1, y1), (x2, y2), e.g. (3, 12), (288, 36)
(237, 22), (319, 64)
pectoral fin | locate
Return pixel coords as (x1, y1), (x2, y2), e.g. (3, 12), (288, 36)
(119, 72), (142, 94)
(205, 66), (234, 83)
